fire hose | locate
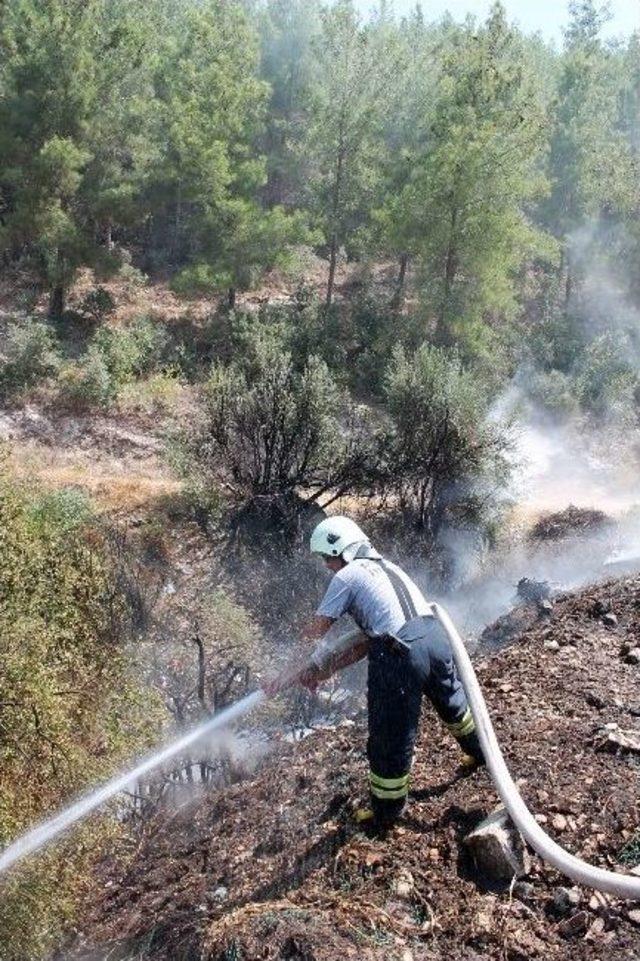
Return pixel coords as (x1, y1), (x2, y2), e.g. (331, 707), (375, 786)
(1, 609), (638, 898)
(431, 603), (640, 898)
(311, 611), (640, 898)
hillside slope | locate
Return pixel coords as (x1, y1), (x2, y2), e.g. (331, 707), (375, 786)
(68, 576), (640, 961)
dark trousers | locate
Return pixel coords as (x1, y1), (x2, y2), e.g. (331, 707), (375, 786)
(367, 617), (483, 823)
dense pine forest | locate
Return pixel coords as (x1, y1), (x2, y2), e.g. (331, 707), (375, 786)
(1, 1), (640, 958)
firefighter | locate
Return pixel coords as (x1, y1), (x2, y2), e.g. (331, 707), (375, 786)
(296, 515), (484, 828)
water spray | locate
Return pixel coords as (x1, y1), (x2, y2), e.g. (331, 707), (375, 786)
(2, 617), (640, 901)
(0, 690), (266, 876)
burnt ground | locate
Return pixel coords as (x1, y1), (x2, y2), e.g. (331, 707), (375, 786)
(65, 575), (640, 961)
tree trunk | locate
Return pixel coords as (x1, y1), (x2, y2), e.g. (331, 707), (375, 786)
(391, 253), (409, 308)
(326, 234), (338, 307)
(48, 283), (65, 320)
(326, 144), (345, 307)
(436, 208), (459, 346)
(564, 247), (572, 309)
(228, 286), (236, 309)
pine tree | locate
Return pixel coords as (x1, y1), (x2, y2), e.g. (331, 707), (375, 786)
(306, 0), (402, 305)
(383, 4), (550, 355)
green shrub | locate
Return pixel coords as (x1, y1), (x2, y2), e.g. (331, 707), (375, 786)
(118, 263), (148, 290)
(0, 320), (60, 397)
(525, 368), (580, 417)
(170, 264), (231, 298)
(574, 332), (637, 418)
(28, 487), (93, 532)
(79, 286), (116, 322)
(0, 470), (165, 960)
(181, 342), (376, 534)
(91, 317), (169, 388)
(118, 369), (183, 415)
(382, 344), (513, 536)
(57, 349), (113, 409)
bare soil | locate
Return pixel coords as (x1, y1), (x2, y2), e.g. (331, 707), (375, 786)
(66, 574), (640, 961)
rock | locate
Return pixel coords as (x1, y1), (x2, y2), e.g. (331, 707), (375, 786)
(602, 612), (618, 628)
(392, 870), (414, 899)
(596, 727), (640, 755)
(586, 917), (606, 940)
(591, 599), (612, 617)
(557, 911), (589, 937)
(544, 640), (560, 652)
(551, 887), (581, 915)
(464, 807), (530, 880)
(211, 886), (228, 902)
(589, 892), (609, 912)
(628, 909), (640, 925)
(517, 577), (551, 602)
(513, 881), (535, 901)
(552, 814), (568, 832)
(586, 692), (606, 709)
(625, 648), (640, 665)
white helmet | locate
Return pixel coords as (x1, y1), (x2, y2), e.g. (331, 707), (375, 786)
(310, 516), (377, 563)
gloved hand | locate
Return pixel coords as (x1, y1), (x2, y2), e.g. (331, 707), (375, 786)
(262, 663), (322, 697)
(296, 664), (322, 693)
(262, 675), (286, 697)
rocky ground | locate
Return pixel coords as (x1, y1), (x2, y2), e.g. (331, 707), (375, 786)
(62, 573), (640, 961)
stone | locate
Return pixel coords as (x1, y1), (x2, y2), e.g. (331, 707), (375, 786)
(628, 909), (640, 925)
(544, 640), (560, 652)
(552, 887), (581, 915)
(393, 870), (415, 899)
(625, 648), (640, 665)
(557, 911), (589, 937)
(538, 599), (554, 616)
(596, 728), (640, 755)
(552, 813), (568, 832)
(586, 917), (606, 940)
(464, 806), (530, 880)
(589, 892), (609, 911)
(602, 613), (618, 628)
(513, 881), (535, 901)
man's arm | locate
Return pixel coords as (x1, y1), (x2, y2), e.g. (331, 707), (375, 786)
(298, 618), (369, 689)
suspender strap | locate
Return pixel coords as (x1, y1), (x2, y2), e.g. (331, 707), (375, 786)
(378, 559), (418, 624)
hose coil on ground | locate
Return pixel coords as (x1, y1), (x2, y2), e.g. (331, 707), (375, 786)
(433, 603), (640, 899)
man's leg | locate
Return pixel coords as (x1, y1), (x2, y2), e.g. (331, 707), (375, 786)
(422, 620), (485, 765)
(366, 639), (424, 827)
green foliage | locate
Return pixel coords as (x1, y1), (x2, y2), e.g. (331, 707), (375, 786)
(92, 317), (169, 388)
(182, 340), (375, 525)
(0, 319), (60, 397)
(171, 265), (232, 299)
(383, 344), (512, 535)
(0, 469), (165, 959)
(79, 286), (116, 323)
(56, 349), (113, 409)
(573, 332), (638, 418)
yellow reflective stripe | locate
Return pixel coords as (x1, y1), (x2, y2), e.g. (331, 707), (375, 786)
(369, 770), (410, 800)
(369, 772), (410, 790)
(370, 784), (409, 800)
(446, 708), (476, 737)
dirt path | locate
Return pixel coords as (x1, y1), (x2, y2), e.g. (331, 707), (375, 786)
(0, 405), (181, 514)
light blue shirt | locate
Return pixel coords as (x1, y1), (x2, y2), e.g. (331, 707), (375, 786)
(316, 558), (431, 637)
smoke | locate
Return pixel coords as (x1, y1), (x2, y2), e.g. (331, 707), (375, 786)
(569, 220), (640, 372)
(432, 384), (640, 638)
